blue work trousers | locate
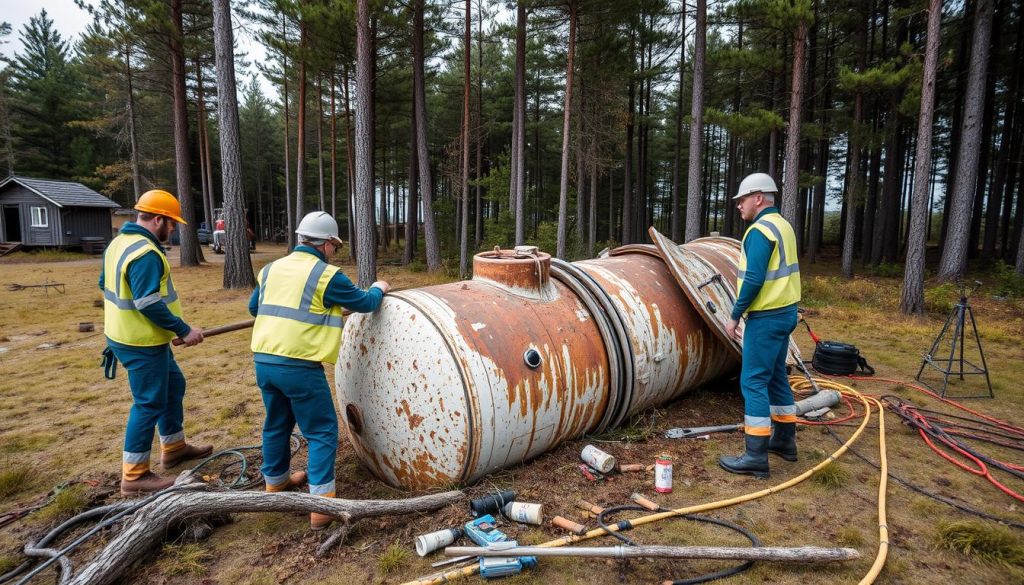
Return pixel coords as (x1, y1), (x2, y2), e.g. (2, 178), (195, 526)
(255, 362), (339, 495)
(112, 343), (186, 456)
(740, 308), (798, 434)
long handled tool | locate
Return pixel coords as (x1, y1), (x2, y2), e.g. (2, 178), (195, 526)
(170, 286), (405, 347)
(171, 312), (352, 346)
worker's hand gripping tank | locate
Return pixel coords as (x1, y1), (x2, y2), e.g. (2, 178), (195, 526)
(336, 243), (740, 490)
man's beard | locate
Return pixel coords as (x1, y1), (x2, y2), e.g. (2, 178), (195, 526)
(158, 223), (172, 243)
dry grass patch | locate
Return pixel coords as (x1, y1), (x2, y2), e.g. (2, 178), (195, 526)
(935, 521), (1024, 567)
(32, 484), (91, 524)
(0, 467), (33, 500)
(157, 543), (214, 577)
(377, 542), (410, 576)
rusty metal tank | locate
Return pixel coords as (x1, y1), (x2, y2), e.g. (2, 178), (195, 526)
(336, 242), (741, 490)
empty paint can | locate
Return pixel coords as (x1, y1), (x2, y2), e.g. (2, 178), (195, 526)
(503, 501), (543, 525)
(415, 527), (464, 557)
(581, 444), (616, 474)
(654, 453), (673, 493)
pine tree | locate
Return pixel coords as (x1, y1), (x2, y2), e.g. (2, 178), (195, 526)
(7, 10), (82, 179)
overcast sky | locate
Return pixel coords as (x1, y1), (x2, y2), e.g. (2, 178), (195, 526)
(2, 0), (273, 95)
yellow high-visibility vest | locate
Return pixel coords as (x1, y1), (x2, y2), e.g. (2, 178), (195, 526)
(251, 251), (344, 364)
(103, 233), (182, 346)
(736, 212), (801, 314)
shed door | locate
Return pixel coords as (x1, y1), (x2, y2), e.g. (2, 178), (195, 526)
(2, 205), (21, 242)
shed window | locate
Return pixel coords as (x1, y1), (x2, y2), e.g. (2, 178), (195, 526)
(30, 206), (49, 228)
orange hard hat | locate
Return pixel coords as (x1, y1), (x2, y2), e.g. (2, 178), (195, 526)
(135, 189), (187, 224)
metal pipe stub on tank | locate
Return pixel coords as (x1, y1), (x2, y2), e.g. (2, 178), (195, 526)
(336, 243), (739, 490)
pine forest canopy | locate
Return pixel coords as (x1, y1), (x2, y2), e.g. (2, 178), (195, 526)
(1, 0), (1022, 306)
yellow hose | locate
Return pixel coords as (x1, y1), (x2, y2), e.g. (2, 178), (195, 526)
(791, 376), (889, 585)
(402, 376), (888, 585)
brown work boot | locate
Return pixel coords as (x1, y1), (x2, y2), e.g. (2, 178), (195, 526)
(311, 491), (337, 531)
(120, 471), (176, 496)
(310, 512), (335, 531)
(265, 471), (308, 492)
(161, 443), (213, 468)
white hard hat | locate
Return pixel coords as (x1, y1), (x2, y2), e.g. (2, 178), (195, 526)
(295, 211), (342, 244)
(734, 173), (779, 199)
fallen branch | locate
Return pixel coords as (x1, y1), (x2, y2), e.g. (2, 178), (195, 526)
(26, 483), (461, 585)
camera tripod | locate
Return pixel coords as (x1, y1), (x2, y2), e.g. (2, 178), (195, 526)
(915, 280), (993, 399)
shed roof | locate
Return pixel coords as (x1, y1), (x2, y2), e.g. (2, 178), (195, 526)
(0, 176), (120, 209)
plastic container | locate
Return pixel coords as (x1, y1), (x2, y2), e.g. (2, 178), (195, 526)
(502, 501), (543, 525)
(581, 444), (616, 473)
(415, 527), (463, 556)
(654, 453), (673, 493)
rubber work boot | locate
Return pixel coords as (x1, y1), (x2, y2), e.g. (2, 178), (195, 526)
(120, 471), (176, 496)
(768, 422), (798, 462)
(718, 435), (770, 479)
(162, 443), (213, 468)
(311, 492), (337, 531)
(265, 471), (308, 493)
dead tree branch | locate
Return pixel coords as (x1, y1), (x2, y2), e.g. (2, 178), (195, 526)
(50, 485), (463, 585)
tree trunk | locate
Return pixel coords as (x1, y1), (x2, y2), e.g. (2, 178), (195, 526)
(938, 0), (993, 280)
(296, 22), (308, 227)
(781, 16), (807, 227)
(459, 0), (471, 277)
(900, 0), (941, 314)
(670, 4), (686, 242)
(513, 3), (527, 245)
(343, 65), (355, 257)
(413, 0), (441, 270)
(317, 73), (326, 211)
(281, 15), (295, 251)
(623, 26), (635, 245)
(355, 0), (377, 287)
(169, 0), (203, 266)
(123, 31), (141, 201)
(404, 85), (418, 266)
(196, 63), (212, 230)
(841, 5), (867, 278)
(331, 73), (337, 218)
(475, 0), (484, 247)
(556, 1), (577, 259)
(588, 139), (597, 257)
(213, 0), (255, 289)
(684, 0), (706, 242)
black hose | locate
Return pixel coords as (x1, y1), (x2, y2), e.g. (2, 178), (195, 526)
(594, 504), (763, 585)
(824, 425), (1024, 531)
(3, 435), (306, 584)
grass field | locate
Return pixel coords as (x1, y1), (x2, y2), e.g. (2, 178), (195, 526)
(1, 243), (1023, 584)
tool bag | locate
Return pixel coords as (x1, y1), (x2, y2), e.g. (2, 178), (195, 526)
(811, 340), (874, 376)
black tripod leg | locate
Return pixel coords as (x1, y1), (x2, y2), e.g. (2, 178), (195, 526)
(967, 305), (994, 398)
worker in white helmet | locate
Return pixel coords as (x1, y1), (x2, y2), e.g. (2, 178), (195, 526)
(719, 173), (802, 479)
(248, 211), (389, 530)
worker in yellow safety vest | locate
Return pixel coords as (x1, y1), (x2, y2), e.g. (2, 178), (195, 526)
(249, 211), (389, 530)
(99, 189), (213, 495)
(720, 173), (802, 479)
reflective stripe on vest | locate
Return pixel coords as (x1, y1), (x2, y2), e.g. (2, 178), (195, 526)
(102, 233), (182, 346)
(250, 252), (344, 364)
(736, 212), (801, 314)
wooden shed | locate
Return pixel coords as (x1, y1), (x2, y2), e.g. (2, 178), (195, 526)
(0, 175), (121, 249)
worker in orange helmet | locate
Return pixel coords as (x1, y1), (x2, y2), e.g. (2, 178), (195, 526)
(99, 189), (213, 495)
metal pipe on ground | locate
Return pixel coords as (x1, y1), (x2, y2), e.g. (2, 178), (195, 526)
(443, 544), (861, 563)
